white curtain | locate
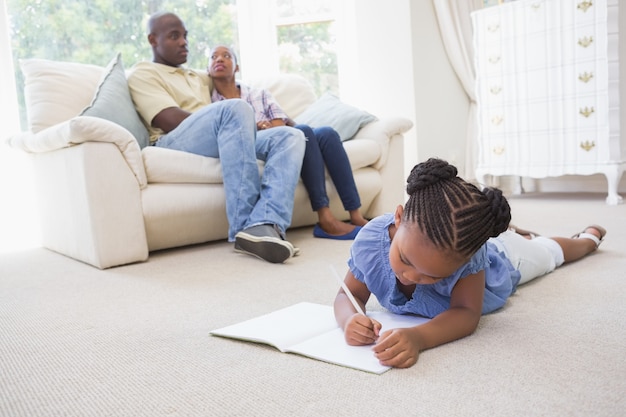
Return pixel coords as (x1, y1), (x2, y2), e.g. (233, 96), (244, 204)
(1, 0), (20, 136)
(432, 0), (483, 180)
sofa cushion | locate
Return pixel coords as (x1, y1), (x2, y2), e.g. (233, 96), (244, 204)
(142, 139), (381, 184)
(143, 146), (224, 184)
(80, 53), (150, 149)
(247, 74), (317, 119)
(20, 58), (104, 133)
(294, 93), (377, 141)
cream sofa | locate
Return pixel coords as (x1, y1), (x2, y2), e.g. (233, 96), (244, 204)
(7, 56), (413, 269)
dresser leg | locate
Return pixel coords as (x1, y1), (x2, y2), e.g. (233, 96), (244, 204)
(603, 166), (624, 205)
(512, 176), (524, 195)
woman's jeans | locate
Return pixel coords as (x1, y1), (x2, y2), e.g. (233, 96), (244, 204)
(295, 124), (361, 212)
(155, 99), (306, 241)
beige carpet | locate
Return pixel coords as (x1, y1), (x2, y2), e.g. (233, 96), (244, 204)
(1, 192), (625, 416)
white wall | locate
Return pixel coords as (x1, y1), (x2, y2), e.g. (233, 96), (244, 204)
(336, 0), (469, 182)
(336, 0), (418, 181)
(238, 0), (472, 184)
(408, 0), (470, 172)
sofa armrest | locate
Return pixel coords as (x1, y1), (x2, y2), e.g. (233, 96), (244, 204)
(353, 117), (413, 218)
(351, 117), (413, 170)
(7, 116), (147, 188)
(28, 141), (148, 268)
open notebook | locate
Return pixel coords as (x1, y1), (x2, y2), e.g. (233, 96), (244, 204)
(210, 302), (430, 374)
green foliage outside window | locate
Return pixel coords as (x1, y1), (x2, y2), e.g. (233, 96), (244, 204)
(7, 0), (238, 129)
(7, 0), (338, 129)
(277, 21), (338, 96)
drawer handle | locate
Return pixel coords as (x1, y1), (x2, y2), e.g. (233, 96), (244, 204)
(490, 85), (502, 95)
(491, 115), (504, 125)
(578, 72), (594, 83)
(489, 55), (501, 64)
(577, 1), (593, 12)
(488, 24), (500, 32)
(580, 141), (595, 151)
(530, 3), (541, 11)
(579, 107), (595, 118)
(578, 36), (593, 48)
(492, 146), (505, 156)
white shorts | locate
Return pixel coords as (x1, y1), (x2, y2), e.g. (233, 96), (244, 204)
(489, 230), (565, 285)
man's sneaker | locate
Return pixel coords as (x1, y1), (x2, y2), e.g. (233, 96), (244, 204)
(234, 224), (294, 264)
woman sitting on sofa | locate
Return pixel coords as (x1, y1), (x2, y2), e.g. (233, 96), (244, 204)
(208, 45), (368, 240)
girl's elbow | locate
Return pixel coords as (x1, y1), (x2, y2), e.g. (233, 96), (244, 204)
(462, 308), (482, 334)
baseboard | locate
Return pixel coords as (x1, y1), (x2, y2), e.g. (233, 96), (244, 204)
(488, 174), (626, 196)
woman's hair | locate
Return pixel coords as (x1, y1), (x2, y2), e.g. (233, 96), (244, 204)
(209, 45), (238, 65)
(403, 158), (511, 258)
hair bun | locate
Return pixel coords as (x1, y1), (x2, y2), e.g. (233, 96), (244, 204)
(406, 158), (458, 194)
(483, 187), (511, 236)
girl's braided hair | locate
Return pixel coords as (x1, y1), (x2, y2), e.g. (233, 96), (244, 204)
(403, 158), (511, 258)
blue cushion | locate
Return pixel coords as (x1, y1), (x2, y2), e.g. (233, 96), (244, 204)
(80, 53), (149, 148)
(294, 93), (377, 141)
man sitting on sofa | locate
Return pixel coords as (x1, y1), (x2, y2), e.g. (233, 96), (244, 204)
(128, 11), (306, 264)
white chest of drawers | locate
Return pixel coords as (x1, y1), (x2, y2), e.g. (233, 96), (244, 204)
(472, 0), (623, 204)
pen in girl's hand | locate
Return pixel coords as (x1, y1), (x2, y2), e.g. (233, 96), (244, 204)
(330, 265), (366, 316)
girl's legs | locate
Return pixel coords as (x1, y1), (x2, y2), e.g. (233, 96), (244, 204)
(552, 225), (605, 263)
(495, 225), (605, 285)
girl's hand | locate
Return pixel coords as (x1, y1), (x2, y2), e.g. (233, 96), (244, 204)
(372, 328), (422, 368)
(343, 314), (382, 346)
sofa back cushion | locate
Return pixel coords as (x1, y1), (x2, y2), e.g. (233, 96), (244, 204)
(246, 74), (317, 119)
(79, 54), (150, 148)
(20, 58), (104, 133)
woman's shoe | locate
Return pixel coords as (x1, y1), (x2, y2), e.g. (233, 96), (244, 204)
(313, 224), (362, 240)
(572, 225), (606, 248)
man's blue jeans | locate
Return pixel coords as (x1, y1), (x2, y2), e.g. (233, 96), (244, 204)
(155, 99), (306, 241)
(295, 124), (361, 212)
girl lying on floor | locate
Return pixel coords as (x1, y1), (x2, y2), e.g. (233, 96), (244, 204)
(333, 157), (606, 368)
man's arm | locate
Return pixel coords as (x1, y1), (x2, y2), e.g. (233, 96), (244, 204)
(128, 63), (204, 135)
(152, 107), (191, 133)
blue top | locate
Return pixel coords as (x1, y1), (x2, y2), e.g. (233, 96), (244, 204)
(348, 214), (521, 318)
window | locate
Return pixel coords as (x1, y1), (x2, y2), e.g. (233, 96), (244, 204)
(274, 0), (338, 95)
(6, 0), (339, 129)
(6, 0), (239, 130)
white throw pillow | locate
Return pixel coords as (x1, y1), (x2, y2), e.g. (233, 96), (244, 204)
(247, 74), (317, 118)
(20, 58), (104, 133)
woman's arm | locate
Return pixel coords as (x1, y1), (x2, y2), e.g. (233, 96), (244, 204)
(333, 270), (382, 345)
(372, 270), (485, 368)
(257, 118), (286, 130)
